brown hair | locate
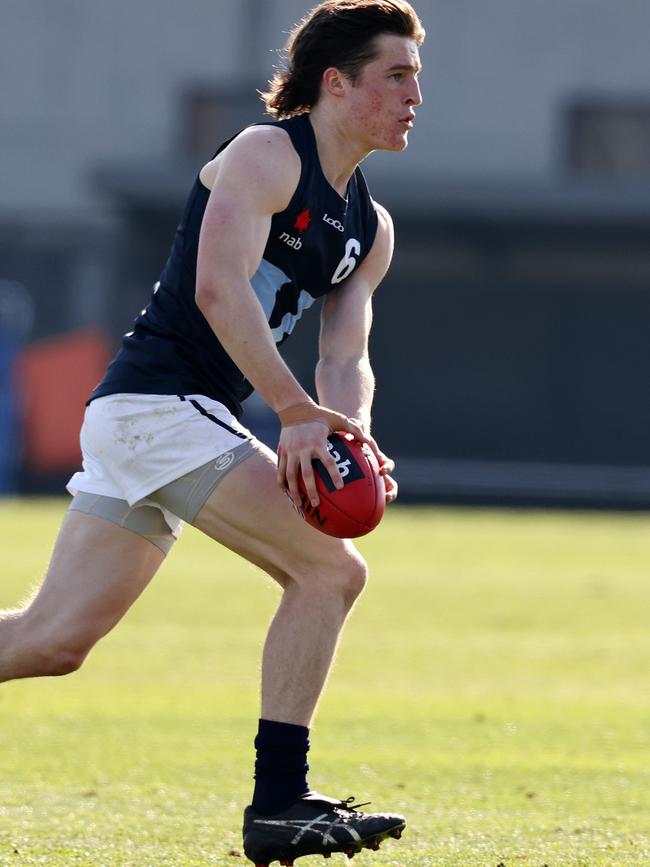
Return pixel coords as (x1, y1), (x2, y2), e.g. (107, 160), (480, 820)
(261, 0), (425, 119)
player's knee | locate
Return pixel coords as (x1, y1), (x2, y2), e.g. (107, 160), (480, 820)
(30, 635), (89, 676)
(335, 550), (368, 609)
(45, 645), (88, 676)
(283, 546), (367, 607)
(348, 554), (368, 605)
(19, 617), (94, 677)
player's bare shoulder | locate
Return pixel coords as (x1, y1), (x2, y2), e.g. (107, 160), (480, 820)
(199, 125), (301, 214)
(358, 200), (395, 283)
(373, 201), (395, 253)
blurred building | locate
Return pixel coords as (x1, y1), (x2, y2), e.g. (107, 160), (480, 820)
(2, 0), (650, 504)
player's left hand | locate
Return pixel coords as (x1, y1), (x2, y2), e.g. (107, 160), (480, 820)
(383, 473), (398, 504)
(374, 447), (398, 504)
(346, 420), (397, 505)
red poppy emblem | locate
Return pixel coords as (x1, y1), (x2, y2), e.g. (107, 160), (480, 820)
(294, 208), (312, 233)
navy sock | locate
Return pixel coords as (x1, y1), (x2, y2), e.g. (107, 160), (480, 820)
(252, 718), (310, 815)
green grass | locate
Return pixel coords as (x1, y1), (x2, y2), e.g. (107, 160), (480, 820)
(1, 500), (650, 866)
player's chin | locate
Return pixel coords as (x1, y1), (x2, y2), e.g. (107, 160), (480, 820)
(388, 134), (410, 152)
(374, 129), (410, 152)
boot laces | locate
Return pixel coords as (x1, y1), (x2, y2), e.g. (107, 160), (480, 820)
(339, 796), (371, 811)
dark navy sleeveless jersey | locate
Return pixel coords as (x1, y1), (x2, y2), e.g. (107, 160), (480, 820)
(91, 114), (378, 418)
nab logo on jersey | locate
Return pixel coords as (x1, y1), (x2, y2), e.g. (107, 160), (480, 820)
(279, 232), (302, 250)
(279, 207), (312, 251)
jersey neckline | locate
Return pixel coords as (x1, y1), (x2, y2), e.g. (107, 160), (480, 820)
(303, 114), (350, 206)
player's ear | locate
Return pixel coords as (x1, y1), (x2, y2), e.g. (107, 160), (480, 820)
(322, 67), (347, 98)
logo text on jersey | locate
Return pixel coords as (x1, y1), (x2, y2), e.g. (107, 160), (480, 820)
(279, 232), (302, 250)
(294, 209), (312, 232)
(323, 213), (345, 232)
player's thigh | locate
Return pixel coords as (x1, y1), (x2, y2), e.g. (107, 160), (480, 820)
(192, 441), (362, 585)
(23, 509), (165, 647)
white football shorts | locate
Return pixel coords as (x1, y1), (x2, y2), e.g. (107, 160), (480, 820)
(67, 393), (255, 535)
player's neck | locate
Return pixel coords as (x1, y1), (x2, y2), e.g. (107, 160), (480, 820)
(308, 107), (371, 198)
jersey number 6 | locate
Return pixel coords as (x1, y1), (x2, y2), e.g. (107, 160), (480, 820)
(331, 238), (361, 285)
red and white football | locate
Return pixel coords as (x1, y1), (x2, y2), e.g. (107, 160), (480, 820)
(292, 432), (386, 538)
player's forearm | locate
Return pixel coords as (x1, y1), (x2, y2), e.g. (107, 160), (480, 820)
(315, 355), (375, 433)
(197, 282), (308, 412)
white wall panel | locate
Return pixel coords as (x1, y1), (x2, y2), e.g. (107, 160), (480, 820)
(1, 0), (649, 214)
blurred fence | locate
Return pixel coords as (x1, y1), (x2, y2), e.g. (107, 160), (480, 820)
(289, 181), (650, 507)
(4, 172), (645, 506)
(0, 281), (33, 493)
(2, 170), (650, 506)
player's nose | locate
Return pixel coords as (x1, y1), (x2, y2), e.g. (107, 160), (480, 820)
(406, 78), (422, 107)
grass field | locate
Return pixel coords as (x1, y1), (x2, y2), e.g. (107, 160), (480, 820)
(1, 500), (650, 866)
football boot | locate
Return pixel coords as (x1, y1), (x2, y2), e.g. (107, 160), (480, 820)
(243, 791), (405, 866)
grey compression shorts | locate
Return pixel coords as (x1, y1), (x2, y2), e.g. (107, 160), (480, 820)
(69, 440), (255, 554)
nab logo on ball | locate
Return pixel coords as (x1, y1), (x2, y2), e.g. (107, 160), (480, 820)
(314, 435), (365, 492)
(294, 433), (386, 538)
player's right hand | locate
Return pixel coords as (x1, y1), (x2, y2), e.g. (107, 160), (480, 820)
(277, 404), (369, 508)
(277, 420), (342, 508)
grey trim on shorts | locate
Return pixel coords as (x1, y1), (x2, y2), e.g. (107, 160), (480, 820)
(68, 439), (255, 553)
(151, 439), (256, 523)
(69, 493), (176, 555)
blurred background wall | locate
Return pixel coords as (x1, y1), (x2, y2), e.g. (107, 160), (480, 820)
(1, 0), (649, 504)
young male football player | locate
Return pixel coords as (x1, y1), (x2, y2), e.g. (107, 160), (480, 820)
(0, 2), (424, 863)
